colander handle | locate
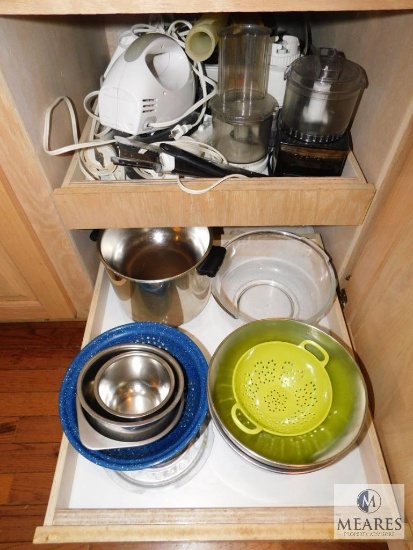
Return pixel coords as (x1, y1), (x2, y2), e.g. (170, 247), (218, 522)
(298, 340), (329, 368)
(231, 404), (262, 435)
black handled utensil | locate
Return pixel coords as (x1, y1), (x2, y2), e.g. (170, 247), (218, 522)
(159, 143), (265, 178)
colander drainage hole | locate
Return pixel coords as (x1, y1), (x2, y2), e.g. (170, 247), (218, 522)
(264, 390), (288, 412)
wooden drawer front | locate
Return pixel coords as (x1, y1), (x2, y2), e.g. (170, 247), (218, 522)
(54, 119), (375, 229)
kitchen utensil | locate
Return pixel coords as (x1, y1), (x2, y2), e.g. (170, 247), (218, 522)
(267, 35), (301, 108)
(231, 340), (332, 436)
(281, 48), (367, 143)
(111, 154), (163, 172)
(59, 322), (209, 470)
(208, 319), (367, 470)
(159, 143), (264, 178)
(210, 409), (337, 474)
(210, 24), (278, 164)
(98, 33), (195, 135)
(84, 393), (183, 444)
(113, 140), (265, 178)
(212, 230), (337, 323)
(77, 344), (185, 443)
(185, 14), (228, 62)
(97, 227), (225, 326)
(75, 396), (178, 450)
(94, 350), (176, 419)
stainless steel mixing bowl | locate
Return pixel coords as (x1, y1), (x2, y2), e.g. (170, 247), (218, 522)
(94, 350), (176, 419)
(208, 319), (368, 471)
(77, 343), (185, 443)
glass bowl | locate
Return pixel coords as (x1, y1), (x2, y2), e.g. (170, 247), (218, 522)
(212, 230), (337, 323)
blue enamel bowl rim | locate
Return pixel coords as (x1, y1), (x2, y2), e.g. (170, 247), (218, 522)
(59, 322), (208, 471)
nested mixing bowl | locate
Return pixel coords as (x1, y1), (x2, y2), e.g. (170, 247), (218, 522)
(77, 344), (185, 443)
(208, 319), (368, 471)
(60, 322), (209, 470)
(94, 350), (177, 420)
(212, 230), (337, 323)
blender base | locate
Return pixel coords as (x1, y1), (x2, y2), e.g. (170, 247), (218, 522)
(272, 122), (351, 177)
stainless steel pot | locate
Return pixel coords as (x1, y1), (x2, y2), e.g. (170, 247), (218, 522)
(97, 227), (225, 326)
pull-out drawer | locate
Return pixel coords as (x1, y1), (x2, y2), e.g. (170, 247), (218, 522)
(34, 265), (402, 544)
(55, 119), (375, 230)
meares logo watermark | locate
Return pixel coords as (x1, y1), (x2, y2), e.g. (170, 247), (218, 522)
(334, 484), (404, 539)
(357, 489), (381, 513)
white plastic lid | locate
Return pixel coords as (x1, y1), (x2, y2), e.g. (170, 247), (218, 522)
(270, 35), (301, 68)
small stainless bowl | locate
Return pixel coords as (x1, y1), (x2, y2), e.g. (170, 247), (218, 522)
(94, 351), (176, 420)
(76, 344), (185, 443)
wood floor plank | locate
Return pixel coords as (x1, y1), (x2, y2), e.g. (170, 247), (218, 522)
(7, 471), (55, 505)
(0, 369), (67, 392)
(0, 504), (48, 543)
(0, 502), (48, 515)
(0, 417), (18, 442)
(0, 322), (86, 350)
(0, 473), (13, 504)
(14, 416), (62, 443)
(0, 392), (59, 416)
(0, 442), (60, 474)
(0, 349), (80, 371)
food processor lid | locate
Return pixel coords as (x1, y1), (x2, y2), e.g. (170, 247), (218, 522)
(286, 48), (367, 93)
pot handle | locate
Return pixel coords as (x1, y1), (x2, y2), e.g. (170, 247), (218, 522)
(197, 245), (226, 277)
(298, 340), (329, 368)
(231, 403), (262, 435)
(89, 229), (100, 242)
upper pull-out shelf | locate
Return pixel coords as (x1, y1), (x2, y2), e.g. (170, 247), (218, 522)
(56, 126), (374, 229)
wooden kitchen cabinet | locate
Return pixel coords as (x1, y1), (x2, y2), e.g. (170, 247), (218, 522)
(0, 0), (412, 545)
(0, 162), (75, 321)
(0, 17), (107, 320)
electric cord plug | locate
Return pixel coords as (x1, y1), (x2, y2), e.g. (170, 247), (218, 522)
(170, 124), (194, 140)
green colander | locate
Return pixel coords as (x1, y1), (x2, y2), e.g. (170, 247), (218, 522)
(231, 340), (332, 437)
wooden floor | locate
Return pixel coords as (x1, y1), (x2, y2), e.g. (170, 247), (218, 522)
(0, 321), (388, 550)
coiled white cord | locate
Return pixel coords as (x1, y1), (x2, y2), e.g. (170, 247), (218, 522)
(43, 96), (115, 156)
(43, 96), (124, 180)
